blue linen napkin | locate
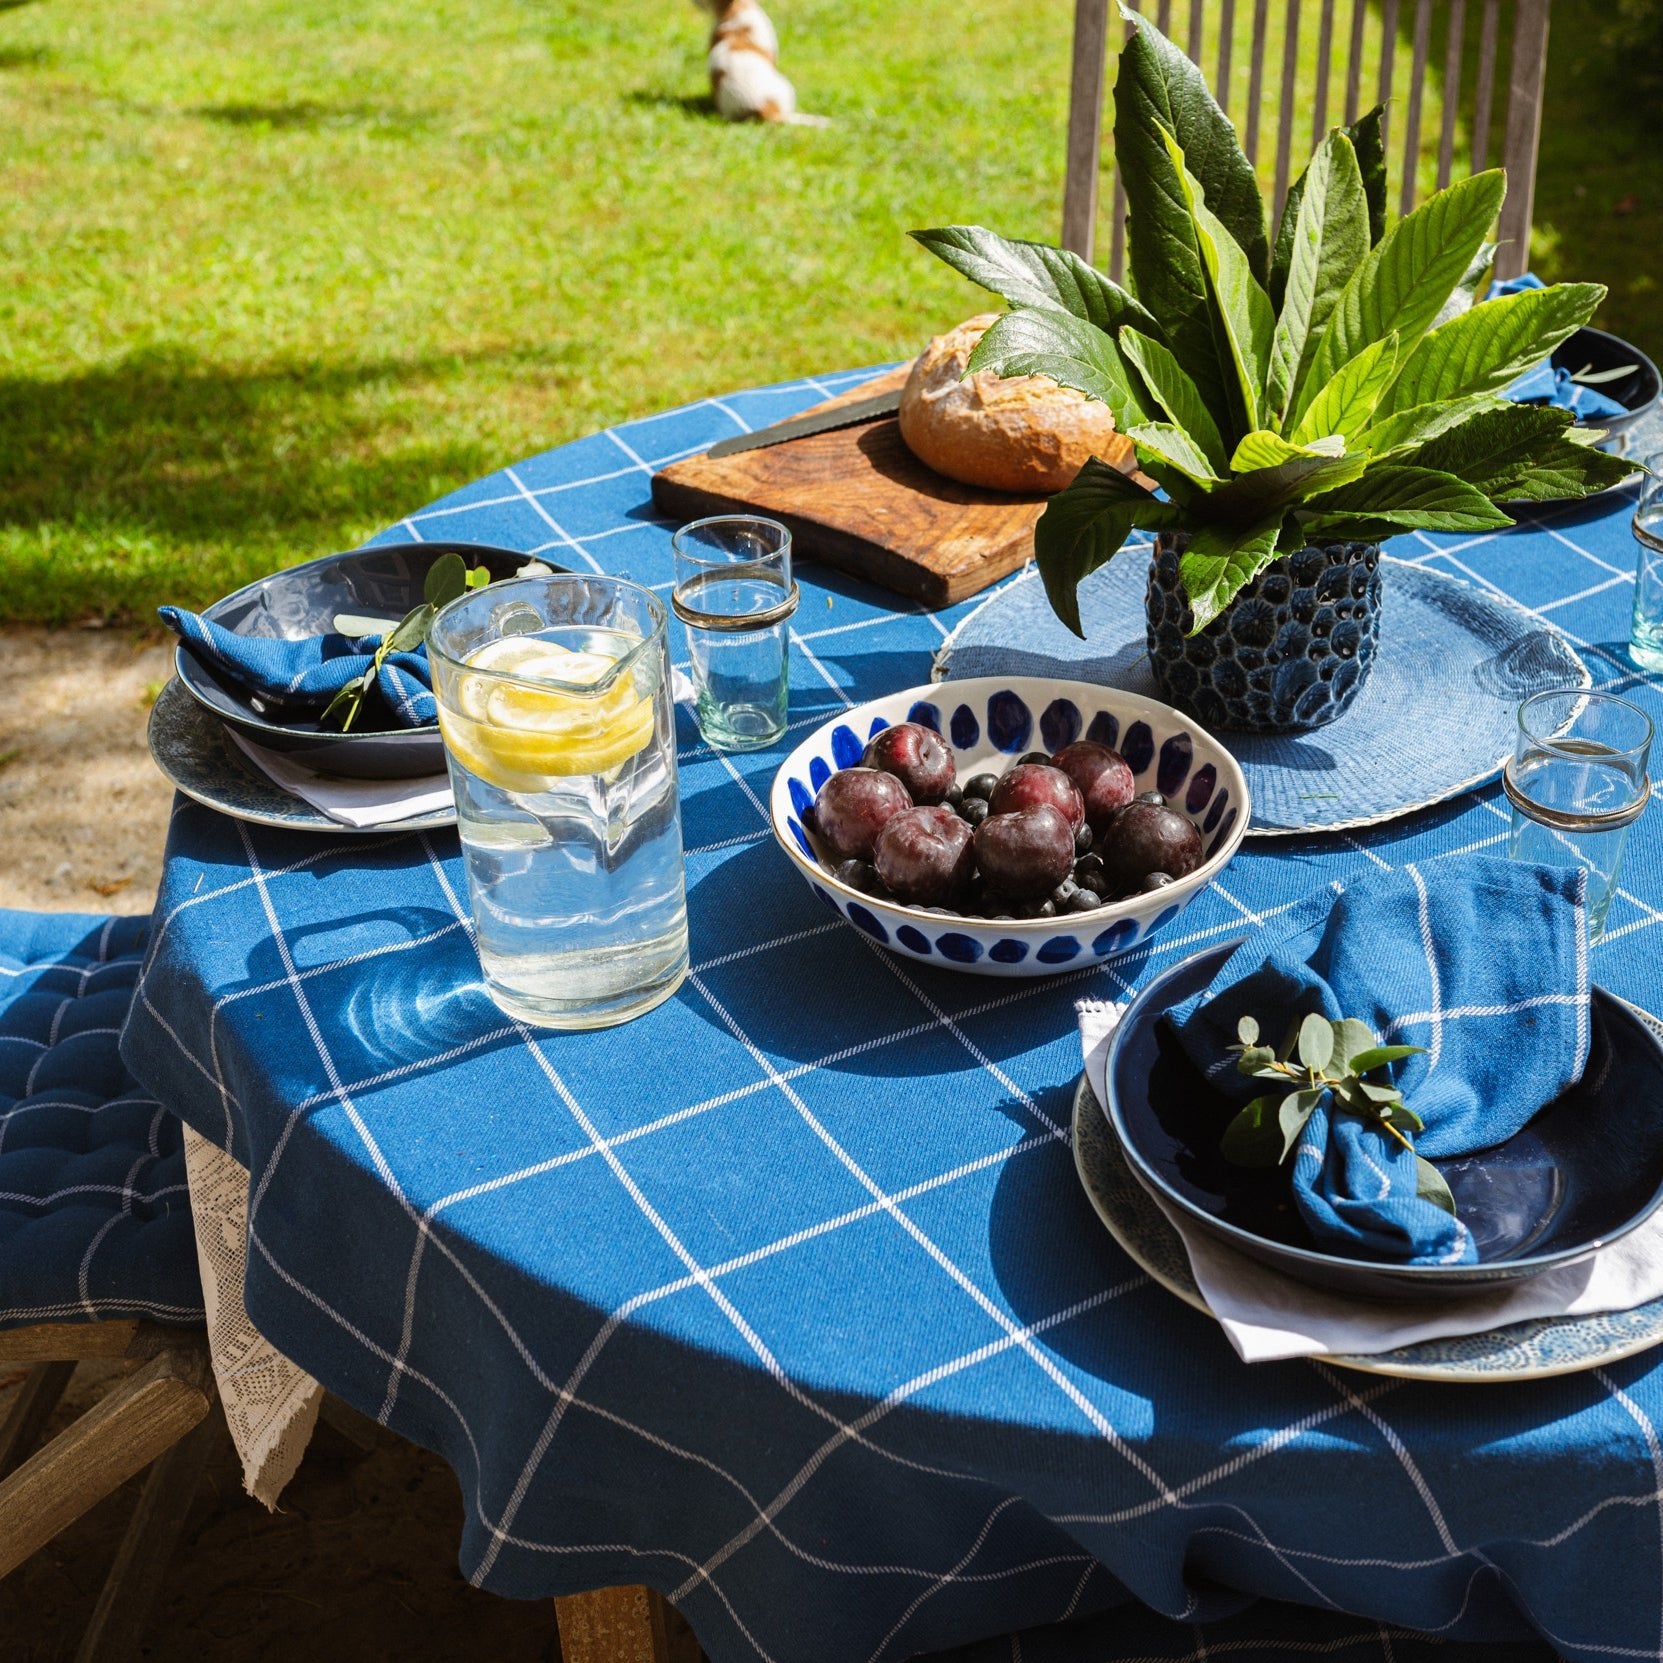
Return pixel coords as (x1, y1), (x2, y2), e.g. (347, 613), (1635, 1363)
(1493, 273), (1628, 420)
(1171, 858), (1591, 1267)
(159, 607), (437, 729)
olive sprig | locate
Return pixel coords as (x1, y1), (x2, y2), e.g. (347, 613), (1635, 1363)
(1220, 1013), (1454, 1216)
(320, 553), (491, 734)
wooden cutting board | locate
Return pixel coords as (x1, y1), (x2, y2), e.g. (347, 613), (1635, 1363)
(649, 368), (1047, 609)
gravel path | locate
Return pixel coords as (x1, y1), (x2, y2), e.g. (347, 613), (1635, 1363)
(0, 627), (176, 916)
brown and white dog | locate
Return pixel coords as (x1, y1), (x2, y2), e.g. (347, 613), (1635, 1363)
(695, 0), (828, 125)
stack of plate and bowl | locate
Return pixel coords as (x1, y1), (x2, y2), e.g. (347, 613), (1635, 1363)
(152, 542), (539, 833)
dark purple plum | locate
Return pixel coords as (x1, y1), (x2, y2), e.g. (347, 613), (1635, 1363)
(1098, 802), (1204, 892)
(1052, 740), (1136, 834)
(862, 722), (956, 805)
(987, 764), (1085, 833)
(873, 807), (975, 906)
(815, 767), (912, 862)
(973, 803), (1076, 899)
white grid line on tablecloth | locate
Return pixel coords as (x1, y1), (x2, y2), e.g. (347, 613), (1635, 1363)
(501, 466), (606, 575)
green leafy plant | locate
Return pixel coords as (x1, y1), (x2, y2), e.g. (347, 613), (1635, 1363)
(320, 552), (491, 732)
(911, 3), (1631, 639)
(1221, 1012), (1452, 1215)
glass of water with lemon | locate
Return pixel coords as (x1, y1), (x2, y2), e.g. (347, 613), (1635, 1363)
(429, 575), (687, 1029)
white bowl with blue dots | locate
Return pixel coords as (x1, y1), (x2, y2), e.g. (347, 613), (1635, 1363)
(769, 676), (1251, 977)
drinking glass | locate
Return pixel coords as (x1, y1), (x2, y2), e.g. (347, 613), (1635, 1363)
(1631, 452), (1663, 673)
(428, 574), (688, 1029)
(1504, 689), (1653, 942)
(671, 516), (798, 751)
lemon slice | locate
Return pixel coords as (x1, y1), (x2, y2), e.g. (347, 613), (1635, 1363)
(439, 636), (655, 787)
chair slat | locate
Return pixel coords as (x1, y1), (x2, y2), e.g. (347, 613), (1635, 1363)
(1343, 0), (1367, 122)
(1437, 0), (1466, 189)
(1313, 0), (1336, 142)
(1473, 0), (1501, 171)
(1377, 0), (1399, 151)
(1245, 0), (1271, 163)
(1157, 0), (1173, 33)
(1216, 0), (1236, 115)
(1061, 0), (1111, 262)
(1496, 0), (1552, 280)
(1188, 0), (1205, 63)
(1399, 0), (1433, 216)
(1274, 0), (1302, 216)
(1109, 171), (1128, 284)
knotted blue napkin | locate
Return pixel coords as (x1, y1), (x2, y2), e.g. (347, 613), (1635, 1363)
(1493, 273), (1628, 420)
(1172, 858), (1591, 1267)
(159, 607), (437, 729)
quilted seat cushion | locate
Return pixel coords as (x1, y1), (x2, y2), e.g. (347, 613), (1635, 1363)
(0, 911), (203, 1331)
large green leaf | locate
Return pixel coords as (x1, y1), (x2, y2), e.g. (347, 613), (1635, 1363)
(1362, 395), (1512, 457)
(1269, 105), (1386, 309)
(1377, 281), (1607, 417)
(964, 307), (1151, 429)
(1032, 459), (1168, 637)
(908, 227), (1160, 337)
(1267, 131), (1370, 423)
(1229, 430), (1346, 471)
(1300, 171), (1508, 414)
(1119, 328), (1227, 472)
(1201, 445), (1369, 525)
(1290, 333), (1399, 446)
(1160, 128), (1275, 438)
(1305, 464), (1515, 530)
(1127, 421), (1225, 487)
(1178, 515), (1285, 631)
(1403, 404), (1576, 494)
(1431, 241), (1498, 329)
(1495, 435), (1637, 501)
(1116, 2), (1267, 280)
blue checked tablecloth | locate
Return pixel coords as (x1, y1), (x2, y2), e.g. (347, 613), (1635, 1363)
(120, 368), (1663, 1663)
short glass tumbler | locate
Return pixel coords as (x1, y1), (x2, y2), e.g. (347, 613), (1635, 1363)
(429, 574), (688, 1029)
(1631, 452), (1663, 673)
(1504, 689), (1653, 942)
(672, 516), (798, 751)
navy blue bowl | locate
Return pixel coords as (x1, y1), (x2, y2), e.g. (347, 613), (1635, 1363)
(1102, 942), (1663, 1301)
(175, 542), (558, 780)
(1555, 325), (1660, 455)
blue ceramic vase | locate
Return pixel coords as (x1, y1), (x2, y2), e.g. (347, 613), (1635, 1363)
(1144, 531), (1384, 734)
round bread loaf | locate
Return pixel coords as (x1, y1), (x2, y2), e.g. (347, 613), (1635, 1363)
(897, 314), (1137, 495)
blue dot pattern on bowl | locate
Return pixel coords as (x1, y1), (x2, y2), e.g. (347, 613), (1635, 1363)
(986, 690), (1033, 753)
(785, 687), (1236, 971)
(1040, 698), (1081, 754)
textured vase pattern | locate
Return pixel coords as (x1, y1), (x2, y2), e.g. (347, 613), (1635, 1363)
(1145, 532), (1384, 734)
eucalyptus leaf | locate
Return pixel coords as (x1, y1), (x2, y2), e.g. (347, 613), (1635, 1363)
(1297, 1011), (1335, 1072)
(1326, 1017), (1378, 1074)
(1237, 1015), (1261, 1045)
(1415, 1157), (1457, 1216)
(1279, 1086), (1327, 1162)
(424, 553), (468, 608)
(386, 603), (434, 655)
(1221, 1095), (1291, 1167)
(1383, 1102), (1426, 1133)
(333, 613), (403, 638)
(1348, 1043), (1428, 1074)
(1236, 1044), (1278, 1075)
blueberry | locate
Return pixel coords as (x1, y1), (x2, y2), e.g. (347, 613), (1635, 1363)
(1135, 790), (1166, 807)
(963, 773), (1000, 802)
(1080, 872), (1111, 898)
(960, 798), (990, 827)
(1074, 824), (1095, 857)
(1035, 899), (1057, 918)
(944, 781), (965, 808)
(1140, 871), (1176, 893)
(834, 858), (882, 893)
(1074, 853), (1106, 880)
(1017, 751), (1052, 767)
(1050, 878), (1079, 907)
(1066, 889), (1103, 914)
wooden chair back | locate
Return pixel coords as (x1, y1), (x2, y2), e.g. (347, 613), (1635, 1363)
(1063, 0), (1552, 283)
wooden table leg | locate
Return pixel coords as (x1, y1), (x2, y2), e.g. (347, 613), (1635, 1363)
(0, 1361), (77, 1480)
(554, 1586), (704, 1663)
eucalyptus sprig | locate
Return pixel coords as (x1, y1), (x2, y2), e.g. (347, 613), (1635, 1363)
(1220, 1012), (1454, 1216)
(321, 553), (490, 733)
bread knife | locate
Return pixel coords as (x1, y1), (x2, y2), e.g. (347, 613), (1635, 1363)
(704, 388), (903, 459)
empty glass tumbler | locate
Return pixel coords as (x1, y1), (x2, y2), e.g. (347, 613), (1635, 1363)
(1504, 689), (1653, 942)
(672, 516), (798, 751)
(1631, 452), (1663, 673)
(429, 574), (688, 1029)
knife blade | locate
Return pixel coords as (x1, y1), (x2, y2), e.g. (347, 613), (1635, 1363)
(704, 389), (903, 459)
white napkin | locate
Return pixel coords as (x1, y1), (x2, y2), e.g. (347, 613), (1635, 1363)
(228, 730), (453, 828)
(1078, 999), (1663, 1363)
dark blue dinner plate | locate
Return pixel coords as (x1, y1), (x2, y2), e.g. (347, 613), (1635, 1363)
(175, 541), (558, 780)
(1103, 941), (1663, 1302)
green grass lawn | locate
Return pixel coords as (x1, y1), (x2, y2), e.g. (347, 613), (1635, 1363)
(1, 0), (1658, 626)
